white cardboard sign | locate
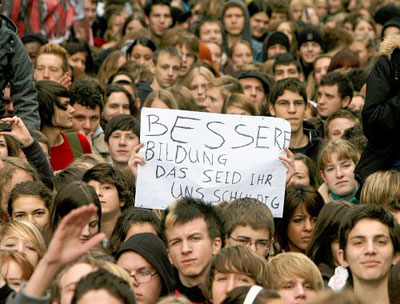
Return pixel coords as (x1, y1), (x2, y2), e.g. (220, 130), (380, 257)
(135, 108), (291, 217)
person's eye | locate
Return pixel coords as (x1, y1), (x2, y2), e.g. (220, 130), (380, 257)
(283, 283), (294, 289)
(128, 135), (136, 140)
(216, 276), (227, 282)
(191, 235), (202, 241)
(293, 217), (303, 223)
(304, 284), (313, 290)
(14, 214), (26, 219)
(238, 276), (251, 283)
(123, 104), (130, 109)
(170, 240), (181, 246)
(91, 116), (99, 121)
(377, 239), (388, 245)
(134, 54), (140, 59)
(26, 245), (36, 251)
(89, 221), (98, 228)
(34, 210), (46, 217)
(109, 104), (118, 109)
(4, 243), (16, 248)
(103, 185), (112, 190)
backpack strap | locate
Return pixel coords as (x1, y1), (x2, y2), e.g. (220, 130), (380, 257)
(64, 132), (83, 159)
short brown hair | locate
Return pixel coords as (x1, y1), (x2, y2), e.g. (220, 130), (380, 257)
(324, 109), (359, 139)
(222, 198), (274, 238)
(144, 89), (179, 109)
(204, 246), (270, 300)
(222, 93), (258, 116)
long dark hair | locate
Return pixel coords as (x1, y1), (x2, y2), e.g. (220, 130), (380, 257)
(306, 201), (354, 270)
(49, 181), (101, 234)
(275, 185), (324, 251)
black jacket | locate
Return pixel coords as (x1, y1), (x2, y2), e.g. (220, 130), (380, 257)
(290, 121), (324, 164)
(0, 14), (40, 130)
(115, 233), (175, 297)
(355, 34), (400, 186)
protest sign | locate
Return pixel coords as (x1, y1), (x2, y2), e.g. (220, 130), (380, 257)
(135, 108), (291, 217)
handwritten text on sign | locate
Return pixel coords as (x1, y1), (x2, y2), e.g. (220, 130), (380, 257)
(135, 108), (291, 217)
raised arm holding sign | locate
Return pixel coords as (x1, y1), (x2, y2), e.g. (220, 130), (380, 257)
(135, 108), (292, 218)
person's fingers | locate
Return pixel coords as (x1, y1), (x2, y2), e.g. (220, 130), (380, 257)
(133, 143), (145, 153)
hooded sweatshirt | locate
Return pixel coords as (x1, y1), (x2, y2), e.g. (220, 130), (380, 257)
(220, 0), (262, 61)
(115, 233), (175, 297)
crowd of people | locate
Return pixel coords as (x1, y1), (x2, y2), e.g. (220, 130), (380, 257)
(0, 0), (399, 303)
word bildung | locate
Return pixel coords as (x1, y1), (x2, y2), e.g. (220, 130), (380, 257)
(135, 108), (291, 217)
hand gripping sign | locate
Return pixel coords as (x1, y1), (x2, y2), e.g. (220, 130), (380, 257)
(135, 108), (291, 218)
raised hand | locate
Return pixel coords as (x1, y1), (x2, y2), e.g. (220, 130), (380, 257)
(279, 147), (295, 186)
(128, 143), (146, 180)
(0, 116), (33, 146)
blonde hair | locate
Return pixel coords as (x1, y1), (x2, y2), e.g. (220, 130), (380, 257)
(37, 43), (69, 73)
(102, 261), (133, 289)
(267, 252), (323, 291)
(318, 139), (358, 171)
(144, 89), (179, 109)
(0, 250), (34, 281)
(360, 170), (400, 209)
(0, 220), (46, 260)
(70, 154), (108, 170)
(185, 67), (215, 89)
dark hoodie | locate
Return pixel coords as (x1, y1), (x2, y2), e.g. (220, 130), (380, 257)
(220, 0), (252, 50)
(355, 33), (400, 189)
(0, 14), (40, 130)
(115, 233), (175, 297)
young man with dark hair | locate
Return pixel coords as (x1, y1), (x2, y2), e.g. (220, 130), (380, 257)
(36, 80), (91, 171)
(162, 197), (223, 303)
(71, 268), (135, 304)
(144, 0), (173, 44)
(83, 163), (133, 239)
(70, 78), (106, 158)
(269, 78), (323, 162)
(266, 0), (289, 23)
(297, 26), (323, 80)
(104, 114), (140, 179)
(151, 46), (182, 90)
(338, 205), (400, 304)
(102, 84), (137, 129)
(317, 72), (354, 119)
(273, 53), (303, 82)
(196, 17), (223, 45)
(223, 198), (274, 259)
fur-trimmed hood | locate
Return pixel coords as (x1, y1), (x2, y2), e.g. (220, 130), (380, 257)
(380, 33), (400, 58)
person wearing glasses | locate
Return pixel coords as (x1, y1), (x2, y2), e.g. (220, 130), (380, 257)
(222, 198), (274, 259)
(116, 232), (175, 304)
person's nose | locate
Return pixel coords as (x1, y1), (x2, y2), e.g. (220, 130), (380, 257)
(304, 218), (313, 232)
(365, 240), (377, 255)
(43, 68), (50, 79)
(288, 102), (296, 113)
(198, 86), (204, 97)
(226, 277), (236, 293)
(83, 118), (91, 130)
(80, 224), (91, 240)
(181, 239), (192, 254)
(336, 167), (344, 178)
(119, 135), (127, 146)
(295, 284), (306, 298)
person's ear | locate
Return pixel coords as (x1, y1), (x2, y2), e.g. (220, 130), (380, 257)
(320, 170), (327, 183)
(145, 16), (150, 26)
(212, 237), (222, 255)
(342, 96), (351, 109)
(167, 249), (174, 265)
(119, 200), (125, 207)
(338, 249), (349, 267)
(393, 251), (400, 265)
(269, 104), (276, 116)
(105, 142), (110, 153)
